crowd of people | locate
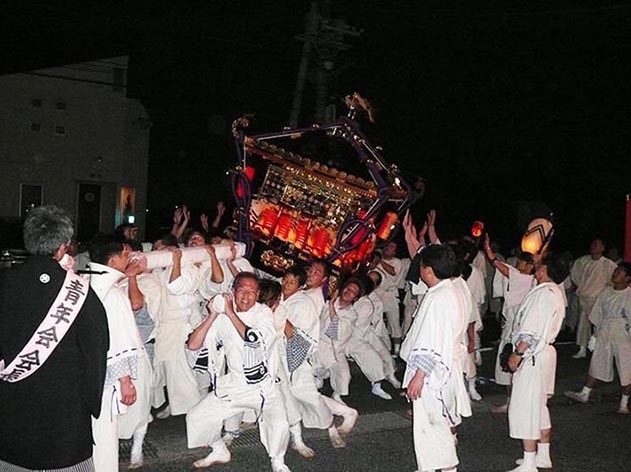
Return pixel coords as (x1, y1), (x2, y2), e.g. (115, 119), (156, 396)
(1, 203), (630, 472)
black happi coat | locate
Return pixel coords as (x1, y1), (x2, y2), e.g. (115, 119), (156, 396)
(0, 256), (109, 469)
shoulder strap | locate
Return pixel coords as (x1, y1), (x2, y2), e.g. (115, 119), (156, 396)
(0, 270), (90, 383)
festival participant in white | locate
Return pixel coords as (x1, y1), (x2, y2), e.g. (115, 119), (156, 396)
(374, 241), (406, 357)
(151, 234), (202, 418)
(314, 278), (364, 403)
(570, 237), (617, 358)
(118, 261), (163, 469)
(0, 205), (109, 472)
(401, 244), (470, 472)
(506, 254), (568, 472)
(367, 271), (395, 355)
(185, 273), (291, 472)
(186, 230), (224, 329)
(350, 274), (400, 398)
(484, 235), (536, 413)
(278, 266), (357, 457)
(87, 236), (148, 472)
(564, 262), (631, 414)
(303, 258), (330, 315)
(456, 238), (485, 402)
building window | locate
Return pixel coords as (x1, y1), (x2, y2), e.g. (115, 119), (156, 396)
(30, 123), (41, 132)
(55, 101), (67, 111)
(55, 125), (66, 135)
(20, 183), (43, 218)
(31, 98), (42, 107)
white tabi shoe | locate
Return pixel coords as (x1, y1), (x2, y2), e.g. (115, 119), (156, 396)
(128, 449), (143, 469)
(387, 374), (402, 390)
(271, 458), (291, 472)
(337, 408), (358, 435)
(155, 405), (171, 420)
(515, 455), (552, 468)
(193, 442), (231, 468)
(564, 390), (589, 404)
(572, 346), (587, 359)
(328, 426), (346, 448)
(371, 383), (393, 400)
(468, 385), (482, 402)
(291, 441), (315, 458)
(506, 462), (538, 472)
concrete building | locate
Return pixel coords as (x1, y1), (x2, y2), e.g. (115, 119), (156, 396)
(0, 56), (151, 244)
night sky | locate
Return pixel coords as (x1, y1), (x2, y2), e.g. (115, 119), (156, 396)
(4, 1), (631, 255)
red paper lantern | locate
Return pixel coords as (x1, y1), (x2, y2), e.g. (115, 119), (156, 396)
(294, 219), (310, 249)
(257, 207), (279, 236)
(376, 212), (398, 240)
(312, 228), (330, 257)
(350, 210), (371, 246)
(471, 220), (485, 238)
(236, 166), (256, 198)
(274, 213), (294, 241)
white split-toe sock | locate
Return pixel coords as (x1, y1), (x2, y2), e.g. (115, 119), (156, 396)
(193, 440), (231, 468)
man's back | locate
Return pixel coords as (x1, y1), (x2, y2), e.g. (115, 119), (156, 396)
(0, 256), (109, 469)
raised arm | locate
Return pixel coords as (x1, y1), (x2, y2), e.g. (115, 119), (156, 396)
(483, 233), (510, 278)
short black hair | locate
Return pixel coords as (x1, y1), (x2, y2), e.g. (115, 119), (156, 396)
(309, 258), (331, 278)
(89, 233), (124, 265)
(342, 276), (366, 299)
(284, 266), (307, 287)
(542, 254), (570, 284)
(368, 270), (383, 287)
(258, 279), (282, 307)
(618, 262), (631, 278)
(155, 233), (179, 248)
(362, 274), (375, 295)
(232, 271), (260, 290)
(419, 244), (458, 280)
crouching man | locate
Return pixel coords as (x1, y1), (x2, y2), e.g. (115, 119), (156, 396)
(185, 272), (291, 471)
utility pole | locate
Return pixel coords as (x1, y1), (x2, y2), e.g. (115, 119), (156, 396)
(289, 0), (361, 127)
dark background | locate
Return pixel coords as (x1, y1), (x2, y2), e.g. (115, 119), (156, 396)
(4, 0), (631, 256)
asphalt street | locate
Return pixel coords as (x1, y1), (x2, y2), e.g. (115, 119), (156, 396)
(120, 342), (631, 471)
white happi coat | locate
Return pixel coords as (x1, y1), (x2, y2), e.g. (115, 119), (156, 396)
(493, 266), (536, 385)
(571, 255), (617, 346)
(588, 286), (631, 385)
(375, 257), (405, 338)
(316, 300), (355, 367)
(279, 291), (333, 429)
(452, 276), (480, 387)
(303, 286), (326, 316)
(508, 282), (565, 440)
(400, 278), (470, 472)
(349, 295), (393, 380)
(186, 303), (289, 460)
(87, 263), (148, 472)
(314, 300), (355, 396)
(153, 262), (202, 415)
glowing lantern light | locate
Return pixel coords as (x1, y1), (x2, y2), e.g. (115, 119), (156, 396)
(312, 228), (330, 257)
(294, 220), (310, 249)
(471, 220), (485, 238)
(274, 213), (294, 241)
(376, 211), (398, 240)
(257, 207), (279, 236)
(521, 218), (554, 255)
(236, 165), (256, 198)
